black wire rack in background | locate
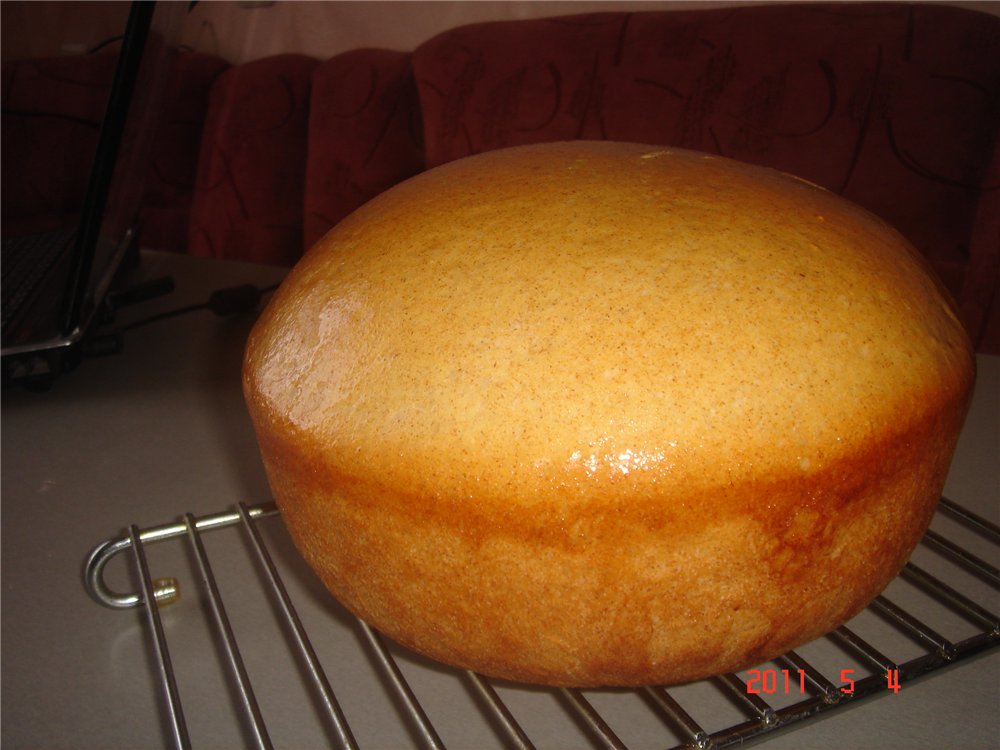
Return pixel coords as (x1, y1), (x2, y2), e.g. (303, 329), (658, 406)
(84, 496), (999, 750)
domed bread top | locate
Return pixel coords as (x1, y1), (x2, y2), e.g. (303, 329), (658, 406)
(245, 141), (973, 511)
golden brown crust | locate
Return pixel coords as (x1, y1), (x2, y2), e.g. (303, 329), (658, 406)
(243, 141), (974, 686)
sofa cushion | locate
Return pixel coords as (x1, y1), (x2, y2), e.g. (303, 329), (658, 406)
(188, 53), (319, 265)
(963, 138), (1000, 352)
(139, 51), (230, 254)
(304, 49), (424, 250)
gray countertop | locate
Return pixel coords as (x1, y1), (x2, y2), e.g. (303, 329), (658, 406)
(2, 250), (997, 749)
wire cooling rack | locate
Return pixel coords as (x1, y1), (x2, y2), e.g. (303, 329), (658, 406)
(84, 496), (999, 750)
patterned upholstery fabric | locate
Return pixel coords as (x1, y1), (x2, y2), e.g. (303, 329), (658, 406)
(140, 51), (229, 254)
(304, 49), (424, 249)
(187, 54), (318, 265)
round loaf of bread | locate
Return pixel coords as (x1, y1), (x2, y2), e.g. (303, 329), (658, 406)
(243, 141), (974, 687)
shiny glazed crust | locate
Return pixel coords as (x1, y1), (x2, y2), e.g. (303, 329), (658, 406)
(243, 142), (975, 687)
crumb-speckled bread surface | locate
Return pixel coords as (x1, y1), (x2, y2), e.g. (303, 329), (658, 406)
(243, 141), (974, 687)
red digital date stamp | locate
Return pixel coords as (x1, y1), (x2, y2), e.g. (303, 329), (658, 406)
(745, 668), (901, 695)
(745, 668), (806, 695)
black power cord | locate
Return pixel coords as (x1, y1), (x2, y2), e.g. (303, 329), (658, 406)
(82, 279), (278, 360)
(116, 282), (279, 332)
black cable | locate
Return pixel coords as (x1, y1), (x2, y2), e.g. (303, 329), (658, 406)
(117, 282), (279, 332)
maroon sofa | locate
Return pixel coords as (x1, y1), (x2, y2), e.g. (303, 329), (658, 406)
(3, 3), (999, 351)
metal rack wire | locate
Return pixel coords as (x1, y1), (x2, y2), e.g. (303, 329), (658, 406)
(84, 496), (999, 750)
